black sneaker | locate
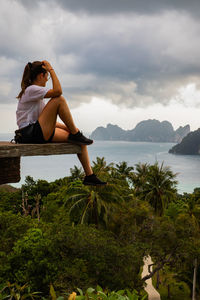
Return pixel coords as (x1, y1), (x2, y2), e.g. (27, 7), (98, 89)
(68, 131), (93, 145)
(83, 174), (107, 186)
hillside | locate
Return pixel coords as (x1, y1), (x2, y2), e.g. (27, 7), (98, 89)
(169, 128), (200, 155)
(90, 120), (190, 143)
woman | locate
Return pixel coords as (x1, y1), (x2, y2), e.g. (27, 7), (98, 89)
(16, 60), (106, 186)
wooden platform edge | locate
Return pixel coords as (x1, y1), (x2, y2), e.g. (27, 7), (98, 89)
(0, 142), (82, 158)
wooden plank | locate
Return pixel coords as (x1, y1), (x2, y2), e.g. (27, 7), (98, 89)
(0, 142), (81, 158)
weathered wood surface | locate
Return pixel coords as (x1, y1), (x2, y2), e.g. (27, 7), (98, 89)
(0, 142), (81, 158)
(0, 141), (82, 185)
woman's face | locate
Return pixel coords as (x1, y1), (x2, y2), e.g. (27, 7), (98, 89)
(44, 72), (50, 82)
(40, 72), (49, 86)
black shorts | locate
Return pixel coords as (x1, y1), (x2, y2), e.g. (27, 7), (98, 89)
(15, 121), (55, 144)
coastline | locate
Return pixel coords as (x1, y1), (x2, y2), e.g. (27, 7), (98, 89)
(1, 134), (200, 194)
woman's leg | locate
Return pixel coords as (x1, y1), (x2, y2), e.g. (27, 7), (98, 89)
(77, 145), (93, 176)
(52, 127), (70, 142)
(52, 128), (93, 176)
(38, 96), (78, 141)
(56, 122), (70, 132)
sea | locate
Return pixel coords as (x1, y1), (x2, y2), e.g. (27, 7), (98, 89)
(1, 133), (200, 194)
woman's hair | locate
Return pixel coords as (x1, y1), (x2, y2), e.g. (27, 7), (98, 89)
(17, 61), (47, 99)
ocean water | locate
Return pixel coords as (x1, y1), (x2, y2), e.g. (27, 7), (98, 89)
(1, 133), (200, 194)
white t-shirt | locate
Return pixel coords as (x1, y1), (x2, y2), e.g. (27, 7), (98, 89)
(16, 85), (49, 129)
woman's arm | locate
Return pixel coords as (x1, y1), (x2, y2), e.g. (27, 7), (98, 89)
(42, 60), (62, 98)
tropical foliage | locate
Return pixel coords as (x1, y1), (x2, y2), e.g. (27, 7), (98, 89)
(133, 162), (178, 215)
(0, 157), (200, 299)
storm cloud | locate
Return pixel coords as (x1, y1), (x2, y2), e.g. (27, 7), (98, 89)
(19, 0), (200, 18)
(1, 0), (200, 108)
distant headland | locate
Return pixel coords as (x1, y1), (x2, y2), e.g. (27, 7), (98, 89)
(169, 128), (200, 155)
(90, 119), (190, 143)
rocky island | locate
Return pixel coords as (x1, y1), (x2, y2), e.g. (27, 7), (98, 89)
(90, 119), (190, 143)
(169, 128), (200, 155)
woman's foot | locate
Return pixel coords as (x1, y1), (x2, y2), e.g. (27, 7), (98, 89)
(68, 131), (93, 145)
(83, 174), (107, 186)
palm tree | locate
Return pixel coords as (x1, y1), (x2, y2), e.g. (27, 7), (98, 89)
(134, 162), (178, 216)
(115, 161), (134, 176)
(65, 157), (124, 227)
(115, 161), (134, 187)
(64, 182), (123, 228)
(132, 162), (150, 193)
(69, 165), (84, 181)
(92, 157), (114, 177)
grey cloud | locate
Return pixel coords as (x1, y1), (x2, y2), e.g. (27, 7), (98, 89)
(55, 0), (200, 18)
(16, 0), (45, 9)
(51, 11), (200, 107)
(1, 0), (200, 110)
(18, 0), (200, 19)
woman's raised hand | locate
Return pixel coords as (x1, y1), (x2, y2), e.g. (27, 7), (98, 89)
(42, 60), (53, 72)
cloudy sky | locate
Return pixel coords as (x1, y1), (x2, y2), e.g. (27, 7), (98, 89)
(1, 0), (200, 133)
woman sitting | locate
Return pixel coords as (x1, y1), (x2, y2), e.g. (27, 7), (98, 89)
(16, 60), (106, 186)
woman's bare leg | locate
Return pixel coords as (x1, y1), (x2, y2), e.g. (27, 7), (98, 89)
(52, 127), (70, 142)
(38, 96), (78, 141)
(77, 145), (93, 176)
(56, 122), (70, 131)
(52, 129), (93, 176)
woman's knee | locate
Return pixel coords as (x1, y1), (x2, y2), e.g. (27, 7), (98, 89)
(55, 95), (66, 102)
(49, 95), (66, 104)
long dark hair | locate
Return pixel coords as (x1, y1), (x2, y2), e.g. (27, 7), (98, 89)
(17, 61), (47, 99)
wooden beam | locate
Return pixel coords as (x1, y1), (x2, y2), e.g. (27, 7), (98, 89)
(0, 142), (81, 158)
(0, 142), (82, 185)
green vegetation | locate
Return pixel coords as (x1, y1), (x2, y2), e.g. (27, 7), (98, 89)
(152, 269), (190, 300)
(0, 157), (200, 299)
(169, 128), (200, 154)
(0, 284), (147, 300)
(74, 286), (147, 300)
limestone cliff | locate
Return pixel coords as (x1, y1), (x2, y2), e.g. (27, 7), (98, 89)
(169, 129), (200, 155)
(90, 120), (190, 143)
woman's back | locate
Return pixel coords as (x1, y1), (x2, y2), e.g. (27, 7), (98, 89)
(16, 85), (48, 129)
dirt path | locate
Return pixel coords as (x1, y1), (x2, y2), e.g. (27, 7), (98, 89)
(141, 256), (161, 300)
